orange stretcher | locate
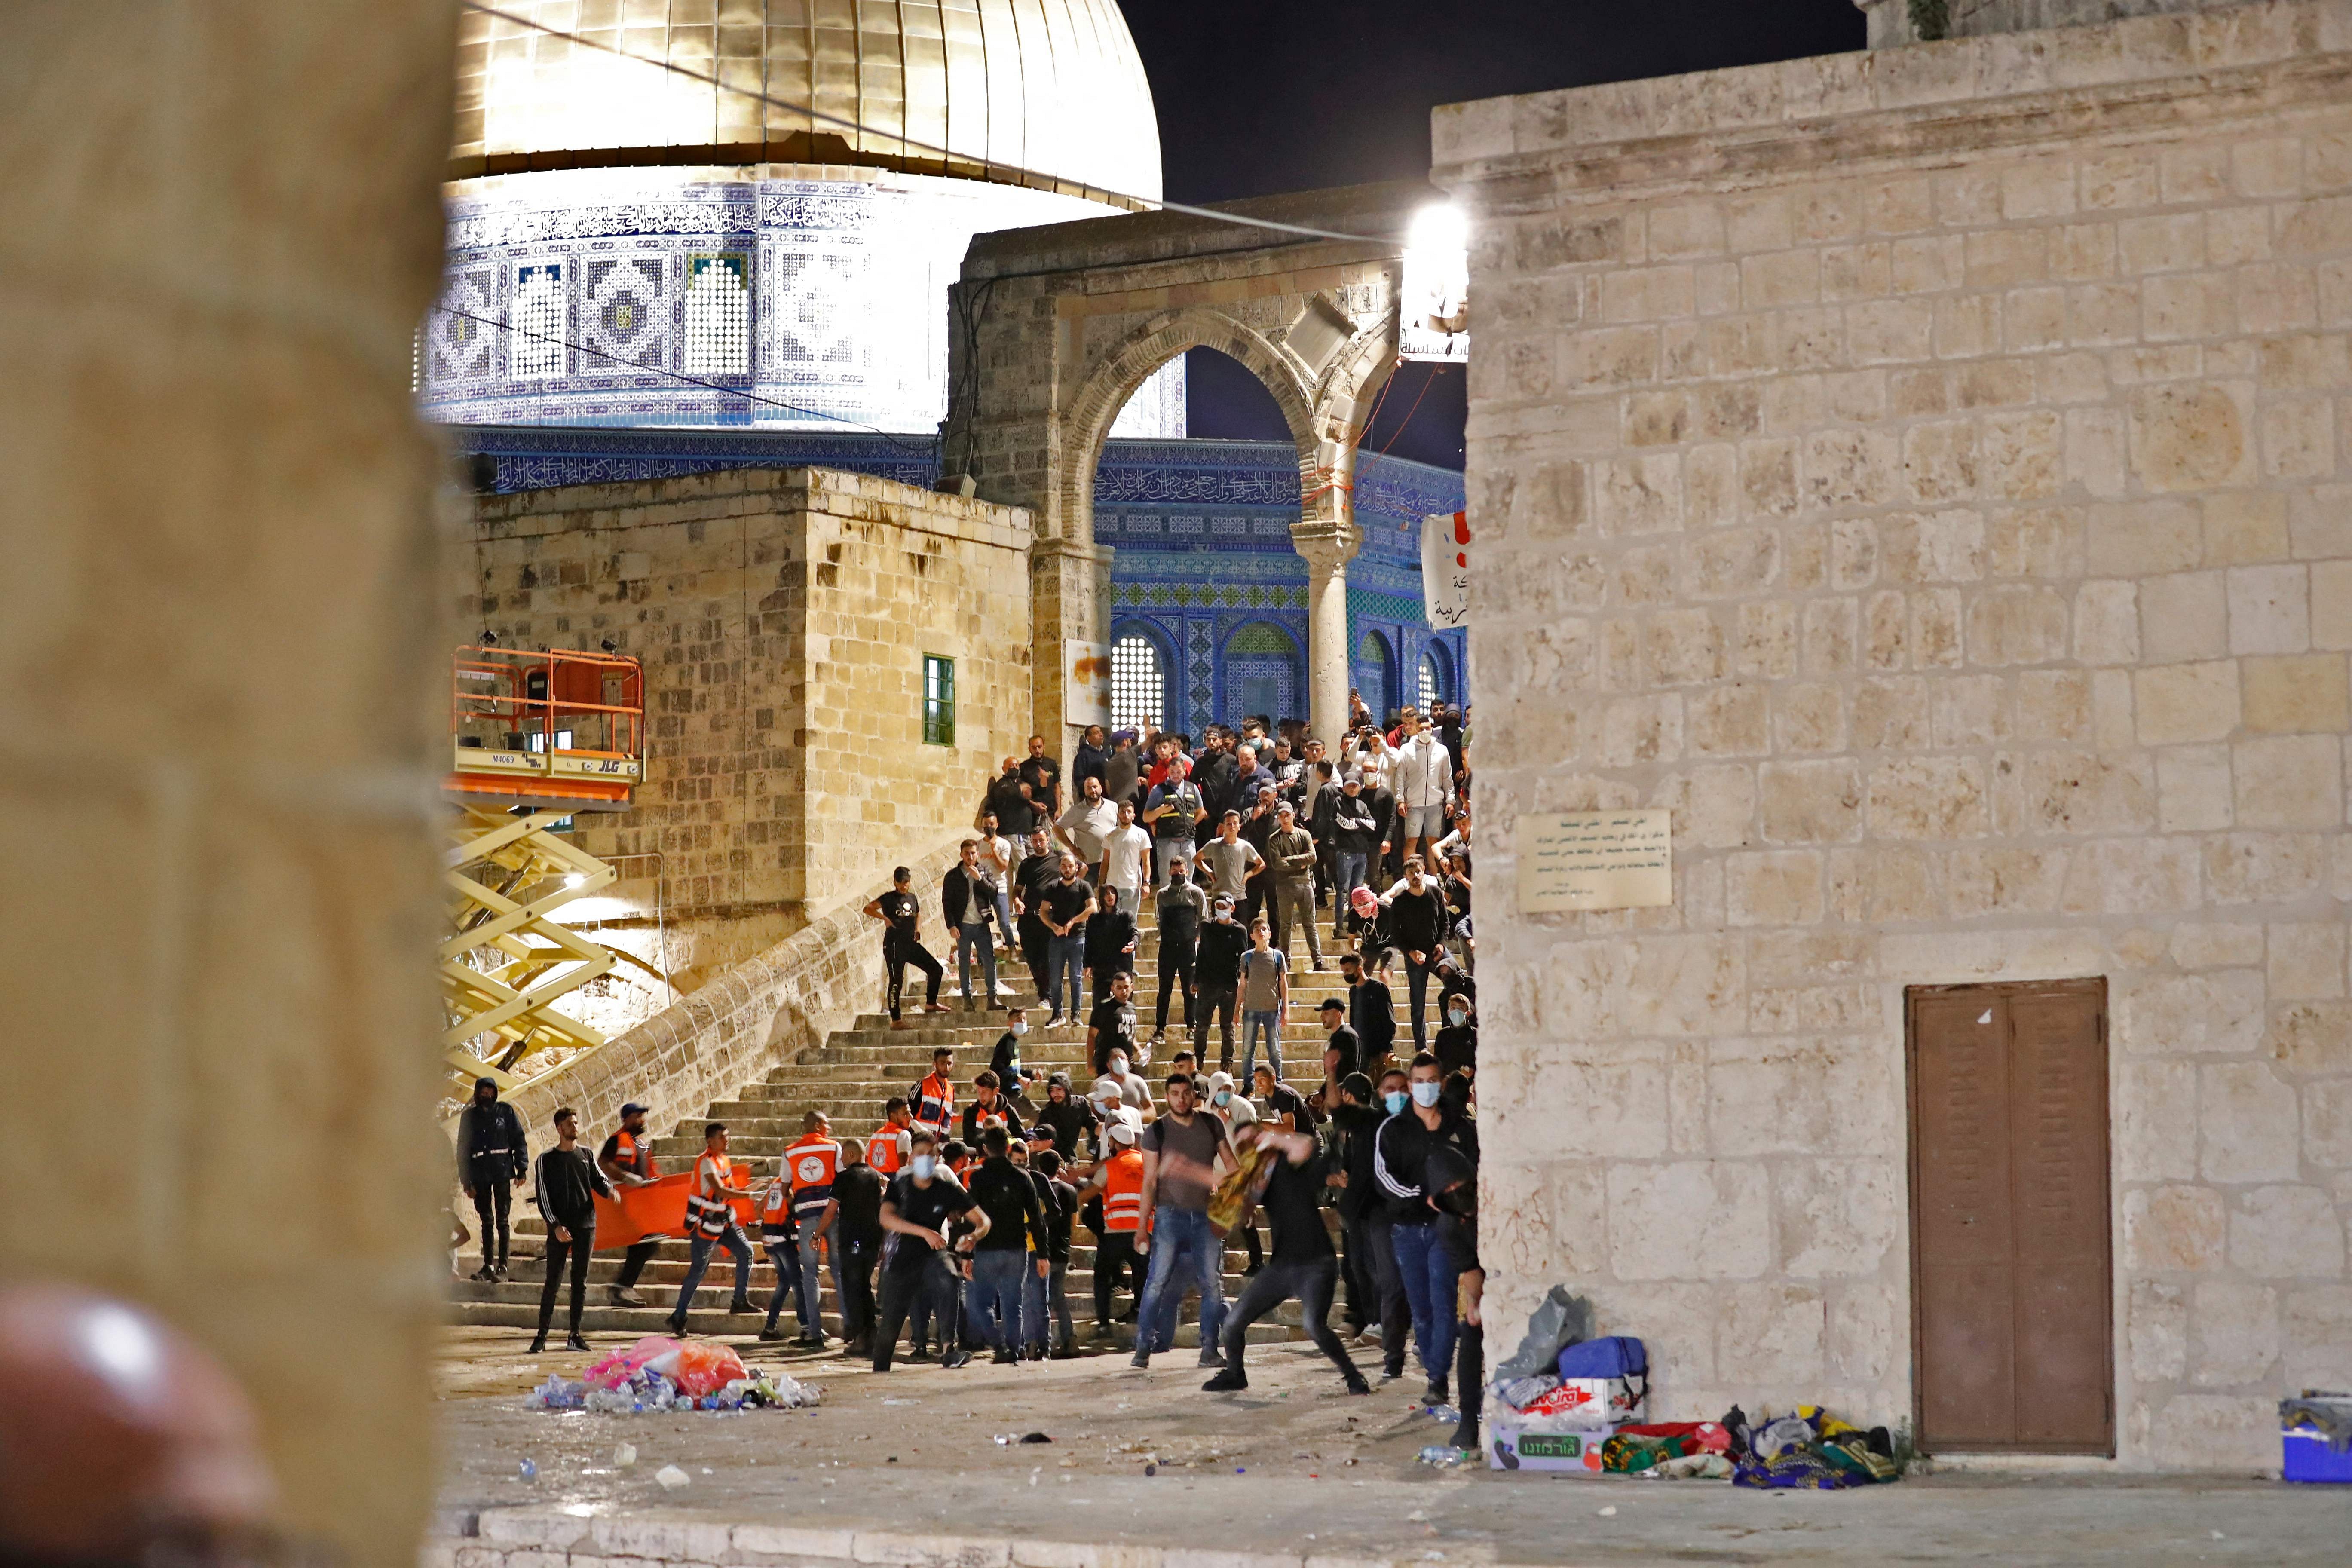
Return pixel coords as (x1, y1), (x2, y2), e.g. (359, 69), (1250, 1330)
(591, 1172), (760, 1251)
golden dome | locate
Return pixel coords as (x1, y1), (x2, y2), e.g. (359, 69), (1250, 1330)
(451, 0), (1163, 208)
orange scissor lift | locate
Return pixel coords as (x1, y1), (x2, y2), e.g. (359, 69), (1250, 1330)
(442, 646), (647, 1094)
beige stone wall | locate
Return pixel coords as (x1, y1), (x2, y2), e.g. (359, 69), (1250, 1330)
(1437, 0), (2352, 1468)
(462, 467), (1032, 1010)
(501, 833), (969, 1145)
(0, 2), (452, 1561)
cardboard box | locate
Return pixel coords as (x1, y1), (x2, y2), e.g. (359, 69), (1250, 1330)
(1487, 1418), (1616, 1473)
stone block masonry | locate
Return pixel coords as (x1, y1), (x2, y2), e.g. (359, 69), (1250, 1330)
(1437, 0), (2352, 1470)
(462, 468), (1032, 1014)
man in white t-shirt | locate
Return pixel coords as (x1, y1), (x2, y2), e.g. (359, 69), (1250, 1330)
(1054, 775), (1119, 870)
(976, 808), (1018, 949)
(1099, 799), (1153, 903)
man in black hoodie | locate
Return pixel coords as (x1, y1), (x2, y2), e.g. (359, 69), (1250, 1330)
(529, 1106), (616, 1353)
(456, 1077), (527, 1281)
(1191, 892), (1250, 1072)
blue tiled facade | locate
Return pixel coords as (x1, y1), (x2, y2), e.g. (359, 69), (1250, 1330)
(449, 424), (1467, 732)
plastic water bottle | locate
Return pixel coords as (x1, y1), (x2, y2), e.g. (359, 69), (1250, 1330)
(519, 1458), (537, 1480)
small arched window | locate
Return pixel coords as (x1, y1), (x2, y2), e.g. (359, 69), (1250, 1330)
(1112, 631), (1164, 732)
(1418, 651), (1443, 713)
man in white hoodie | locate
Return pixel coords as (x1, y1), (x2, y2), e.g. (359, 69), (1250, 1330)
(1389, 710), (1455, 872)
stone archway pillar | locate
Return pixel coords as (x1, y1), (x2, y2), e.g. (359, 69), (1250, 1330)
(1292, 525), (1360, 744)
(1033, 535), (1113, 753)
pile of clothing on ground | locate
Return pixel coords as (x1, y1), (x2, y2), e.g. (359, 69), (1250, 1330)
(1479, 1297), (1902, 1485)
(1725, 1406), (1901, 1489)
(525, 1334), (821, 1414)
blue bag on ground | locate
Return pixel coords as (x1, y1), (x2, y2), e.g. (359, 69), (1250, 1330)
(1556, 1335), (1647, 1380)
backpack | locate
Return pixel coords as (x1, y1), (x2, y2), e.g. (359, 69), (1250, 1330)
(1557, 1335), (1649, 1408)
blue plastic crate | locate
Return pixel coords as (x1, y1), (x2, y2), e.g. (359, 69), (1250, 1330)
(2282, 1427), (2352, 1483)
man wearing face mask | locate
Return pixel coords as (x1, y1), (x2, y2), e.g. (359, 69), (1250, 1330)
(1091, 1049), (1154, 1117)
(1372, 1053), (1480, 1405)
(1423, 1145), (1485, 1454)
(873, 1132), (981, 1371)
(989, 1005), (1036, 1105)
(1191, 891), (1248, 1072)
(1333, 1069), (1408, 1354)
(1434, 992), (1478, 1086)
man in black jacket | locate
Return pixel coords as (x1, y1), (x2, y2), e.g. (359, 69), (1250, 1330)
(943, 839), (998, 1012)
(985, 757), (1035, 838)
(529, 1106), (615, 1353)
(829, 1141), (889, 1355)
(1012, 828), (1061, 1005)
(1380, 858), (1451, 1050)
(1373, 1053), (1480, 1403)
(1192, 731), (1239, 823)
(1328, 1071), (1399, 1346)
(963, 1126), (1049, 1362)
(1339, 950), (1396, 1075)
(1191, 893), (1250, 1072)
(456, 1077), (527, 1281)
(1326, 774), (1382, 941)
(1034, 1148), (1080, 1357)
(1084, 883), (1139, 1004)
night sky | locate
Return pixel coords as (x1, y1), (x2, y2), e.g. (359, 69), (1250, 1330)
(1115, 0), (1867, 469)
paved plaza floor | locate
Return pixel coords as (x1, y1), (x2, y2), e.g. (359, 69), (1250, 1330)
(431, 1328), (2350, 1565)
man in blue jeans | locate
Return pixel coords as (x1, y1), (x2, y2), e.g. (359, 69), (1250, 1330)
(961, 1126), (1049, 1362)
(1130, 1072), (1236, 1369)
(1371, 1051), (1480, 1403)
(1035, 851), (1096, 1028)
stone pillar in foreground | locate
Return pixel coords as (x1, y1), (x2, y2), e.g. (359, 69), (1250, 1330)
(0, 4), (453, 1565)
(1293, 525), (1360, 745)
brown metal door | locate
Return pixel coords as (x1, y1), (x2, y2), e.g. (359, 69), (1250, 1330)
(1908, 980), (2112, 1454)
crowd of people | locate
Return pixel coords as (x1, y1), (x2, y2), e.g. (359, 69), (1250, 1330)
(459, 698), (1483, 1439)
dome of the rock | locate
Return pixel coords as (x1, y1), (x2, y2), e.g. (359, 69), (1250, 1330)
(420, 0), (1182, 435)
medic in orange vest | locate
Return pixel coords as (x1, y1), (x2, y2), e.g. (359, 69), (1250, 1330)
(665, 1121), (756, 1334)
(1072, 1111), (1148, 1337)
(866, 1096), (915, 1177)
(596, 1100), (662, 1308)
(911, 1045), (957, 1138)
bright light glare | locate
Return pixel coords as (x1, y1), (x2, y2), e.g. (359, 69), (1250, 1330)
(1408, 203), (1468, 254)
(565, 873), (587, 888)
(76, 1302), (163, 1402)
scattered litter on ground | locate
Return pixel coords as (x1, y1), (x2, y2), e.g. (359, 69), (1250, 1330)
(1020, 1431), (1053, 1443)
(654, 1464), (690, 1490)
(1406, 1510), (1429, 1522)
(612, 1442), (636, 1467)
(1418, 1446), (1473, 1468)
(527, 1364), (819, 1414)
(1596, 1505), (1616, 1517)
(1143, 1463), (1157, 1476)
(517, 1459), (536, 1480)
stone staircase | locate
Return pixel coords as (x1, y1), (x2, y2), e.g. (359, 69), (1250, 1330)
(450, 885), (1421, 1353)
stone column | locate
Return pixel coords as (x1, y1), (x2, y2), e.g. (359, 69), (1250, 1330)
(1292, 526), (1360, 744)
(0, 5), (450, 1566)
(1032, 535), (1113, 754)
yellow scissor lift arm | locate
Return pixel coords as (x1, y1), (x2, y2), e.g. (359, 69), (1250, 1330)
(441, 646), (651, 1094)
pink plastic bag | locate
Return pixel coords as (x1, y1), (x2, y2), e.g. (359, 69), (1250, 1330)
(584, 1334), (679, 1389)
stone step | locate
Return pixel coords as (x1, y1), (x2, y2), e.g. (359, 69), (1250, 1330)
(447, 1273), (1300, 1326)
(447, 1297), (1298, 1347)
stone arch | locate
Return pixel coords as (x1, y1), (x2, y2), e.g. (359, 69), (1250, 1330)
(1061, 308), (1317, 548)
(943, 183), (1423, 745)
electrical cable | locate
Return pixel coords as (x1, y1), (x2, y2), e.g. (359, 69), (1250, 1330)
(458, 2), (1410, 248)
(433, 304), (940, 453)
(1374, 362), (1447, 456)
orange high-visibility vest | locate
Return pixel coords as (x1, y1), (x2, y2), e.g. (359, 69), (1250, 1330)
(609, 1127), (656, 1179)
(866, 1125), (910, 1176)
(688, 1152), (737, 1238)
(913, 1072), (955, 1134)
(759, 1179), (793, 1235)
(786, 1133), (840, 1227)
(1102, 1149), (1147, 1233)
